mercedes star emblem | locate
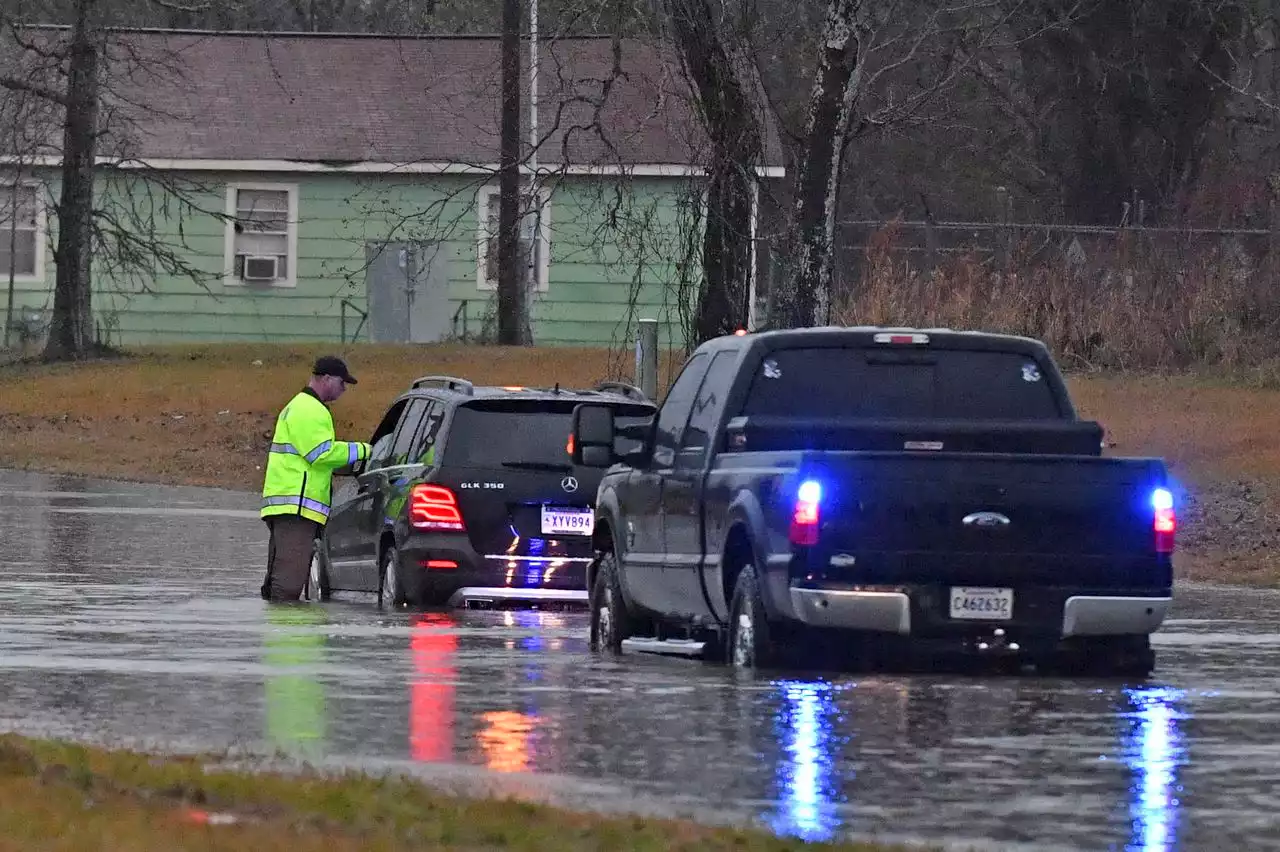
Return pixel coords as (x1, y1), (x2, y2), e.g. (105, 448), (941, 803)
(561, 476), (579, 493)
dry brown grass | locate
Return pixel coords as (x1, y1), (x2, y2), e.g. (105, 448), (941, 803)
(837, 220), (1280, 372)
(0, 342), (1274, 488)
(0, 343), (686, 491)
(0, 734), (920, 851)
(1068, 372), (1280, 484)
(0, 342), (1277, 586)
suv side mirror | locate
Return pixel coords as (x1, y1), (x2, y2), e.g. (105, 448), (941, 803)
(571, 403), (616, 467)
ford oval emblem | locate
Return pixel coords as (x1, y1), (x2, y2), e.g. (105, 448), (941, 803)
(963, 511), (1010, 528)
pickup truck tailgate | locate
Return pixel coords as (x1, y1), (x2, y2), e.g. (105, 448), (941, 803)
(803, 452), (1169, 587)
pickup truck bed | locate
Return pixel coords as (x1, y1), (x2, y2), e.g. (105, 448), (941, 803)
(746, 448), (1169, 638)
(572, 326), (1175, 676)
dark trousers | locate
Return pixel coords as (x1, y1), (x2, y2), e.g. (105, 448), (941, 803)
(261, 515), (321, 602)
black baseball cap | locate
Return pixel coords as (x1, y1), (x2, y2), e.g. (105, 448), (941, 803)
(313, 355), (358, 385)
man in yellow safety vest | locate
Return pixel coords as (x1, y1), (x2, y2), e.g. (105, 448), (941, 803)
(260, 355), (371, 602)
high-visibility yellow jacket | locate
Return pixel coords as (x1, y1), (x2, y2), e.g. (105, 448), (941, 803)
(261, 389), (371, 525)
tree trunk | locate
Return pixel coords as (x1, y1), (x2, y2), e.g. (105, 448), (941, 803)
(668, 0), (763, 343)
(44, 0), (100, 361)
(781, 0), (863, 328)
(496, 0), (529, 345)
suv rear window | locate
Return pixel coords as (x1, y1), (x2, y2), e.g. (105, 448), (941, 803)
(740, 346), (1062, 420)
(445, 399), (653, 469)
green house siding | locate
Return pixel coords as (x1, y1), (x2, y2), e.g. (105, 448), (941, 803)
(4, 168), (706, 350)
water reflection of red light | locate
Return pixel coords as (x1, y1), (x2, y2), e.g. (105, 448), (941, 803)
(410, 612), (457, 762)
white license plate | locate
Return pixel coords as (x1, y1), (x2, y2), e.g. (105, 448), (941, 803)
(540, 506), (594, 536)
(949, 586), (1014, 620)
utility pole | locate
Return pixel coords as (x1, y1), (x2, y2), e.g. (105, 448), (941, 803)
(496, 0), (528, 344)
(525, 0), (539, 344)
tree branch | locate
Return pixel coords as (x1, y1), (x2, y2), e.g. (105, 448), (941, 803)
(0, 75), (67, 106)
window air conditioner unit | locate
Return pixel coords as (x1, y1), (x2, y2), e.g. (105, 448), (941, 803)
(242, 255), (279, 281)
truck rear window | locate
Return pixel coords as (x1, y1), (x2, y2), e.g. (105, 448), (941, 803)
(446, 399), (653, 468)
(740, 347), (1062, 420)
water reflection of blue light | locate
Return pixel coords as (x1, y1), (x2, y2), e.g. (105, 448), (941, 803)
(515, 610), (546, 657)
(767, 679), (841, 842)
(1122, 686), (1187, 852)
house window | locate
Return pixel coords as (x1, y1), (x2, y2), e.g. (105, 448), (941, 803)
(0, 183), (40, 280)
(225, 184), (297, 286)
(476, 185), (550, 292)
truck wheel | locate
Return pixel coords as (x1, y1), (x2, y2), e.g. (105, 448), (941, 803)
(728, 565), (784, 669)
(1056, 635), (1156, 678)
(1094, 636), (1156, 678)
(589, 551), (637, 653)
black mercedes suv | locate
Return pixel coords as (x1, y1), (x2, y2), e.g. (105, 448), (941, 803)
(308, 375), (655, 609)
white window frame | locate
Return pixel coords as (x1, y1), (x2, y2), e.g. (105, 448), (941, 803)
(223, 182), (299, 288)
(476, 184), (551, 292)
(0, 180), (46, 283)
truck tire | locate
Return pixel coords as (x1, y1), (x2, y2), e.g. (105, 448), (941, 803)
(1092, 635), (1156, 678)
(1053, 635), (1156, 678)
(589, 551), (638, 653)
(727, 564), (785, 669)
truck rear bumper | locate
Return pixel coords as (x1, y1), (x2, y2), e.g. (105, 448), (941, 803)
(788, 585), (1171, 638)
(790, 587), (912, 634)
(1061, 595), (1170, 637)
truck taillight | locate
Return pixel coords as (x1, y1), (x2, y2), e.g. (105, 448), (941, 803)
(410, 484), (465, 532)
(789, 480), (822, 547)
(1152, 487), (1175, 554)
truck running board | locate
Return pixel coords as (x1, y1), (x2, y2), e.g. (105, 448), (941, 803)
(620, 637), (707, 657)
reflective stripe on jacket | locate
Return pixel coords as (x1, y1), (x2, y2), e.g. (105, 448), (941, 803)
(261, 389), (370, 525)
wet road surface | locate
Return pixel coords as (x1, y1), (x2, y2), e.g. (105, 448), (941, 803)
(1, 470), (1278, 851)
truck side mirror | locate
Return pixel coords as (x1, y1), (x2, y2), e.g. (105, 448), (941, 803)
(572, 403), (616, 467)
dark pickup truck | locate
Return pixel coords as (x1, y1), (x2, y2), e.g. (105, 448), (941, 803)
(570, 326), (1176, 676)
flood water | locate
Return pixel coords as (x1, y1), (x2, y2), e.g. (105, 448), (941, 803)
(0, 469), (1276, 851)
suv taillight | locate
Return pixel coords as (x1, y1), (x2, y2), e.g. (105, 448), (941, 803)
(788, 480), (822, 547)
(410, 484), (465, 532)
(1152, 487), (1175, 554)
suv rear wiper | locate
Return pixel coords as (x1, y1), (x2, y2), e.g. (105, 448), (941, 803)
(500, 460), (572, 472)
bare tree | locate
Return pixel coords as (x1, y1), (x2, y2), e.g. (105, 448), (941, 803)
(779, 1), (1057, 326)
(0, 3), (243, 360)
(1195, 5), (1280, 123)
(985, 0), (1248, 225)
(665, 0), (763, 342)
(0, 83), (52, 348)
(0, 0), (104, 358)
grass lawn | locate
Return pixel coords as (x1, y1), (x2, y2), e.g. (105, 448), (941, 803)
(0, 342), (1276, 585)
(0, 734), (925, 851)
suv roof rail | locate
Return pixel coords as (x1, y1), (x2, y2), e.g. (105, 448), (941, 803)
(412, 375), (474, 394)
(593, 381), (649, 401)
